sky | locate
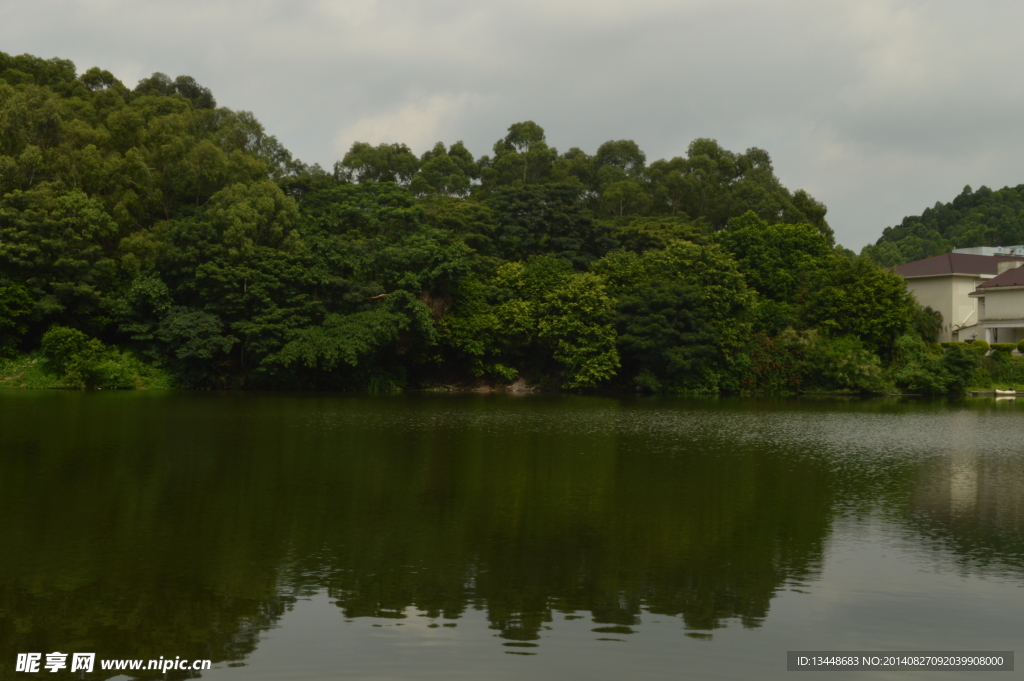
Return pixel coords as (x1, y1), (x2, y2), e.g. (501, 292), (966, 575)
(4, 0), (1024, 250)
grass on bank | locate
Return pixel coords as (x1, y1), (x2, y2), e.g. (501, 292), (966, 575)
(0, 353), (62, 389)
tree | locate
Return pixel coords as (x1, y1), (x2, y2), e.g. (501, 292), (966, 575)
(600, 181), (651, 217)
(863, 183), (1024, 267)
(0, 187), (119, 334)
(487, 184), (615, 268)
(641, 140), (832, 237)
(133, 72), (216, 109)
(716, 211), (833, 301)
(136, 181), (319, 386)
(613, 216), (708, 254)
(537, 272), (620, 388)
(0, 282), (32, 353)
(593, 240), (755, 391)
(440, 257), (618, 388)
(594, 139), (646, 178)
(410, 142), (475, 197)
(615, 278), (719, 391)
(803, 256), (916, 359)
(913, 305), (944, 343)
(481, 121), (558, 187)
(335, 142), (419, 185)
(273, 290), (436, 389)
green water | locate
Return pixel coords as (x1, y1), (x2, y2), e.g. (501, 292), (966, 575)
(1, 392), (1021, 679)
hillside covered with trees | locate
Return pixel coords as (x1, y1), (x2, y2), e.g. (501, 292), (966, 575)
(863, 184), (1024, 267)
(0, 51), (993, 394)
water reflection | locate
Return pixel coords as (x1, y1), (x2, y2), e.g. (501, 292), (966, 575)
(905, 447), (1024, 574)
(0, 393), (1021, 676)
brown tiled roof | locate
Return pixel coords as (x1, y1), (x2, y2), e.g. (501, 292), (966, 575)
(977, 265), (1024, 289)
(893, 253), (1023, 277)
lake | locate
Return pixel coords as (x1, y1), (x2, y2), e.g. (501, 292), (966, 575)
(0, 392), (1021, 679)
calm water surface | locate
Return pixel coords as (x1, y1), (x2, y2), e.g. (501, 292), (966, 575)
(0, 392), (1022, 680)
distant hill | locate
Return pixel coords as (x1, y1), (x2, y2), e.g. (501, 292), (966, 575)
(862, 184), (1024, 267)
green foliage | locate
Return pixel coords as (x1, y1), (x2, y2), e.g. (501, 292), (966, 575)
(336, 142), (419, 185)
(0, 281), (32, 352)
(156, 307), (235, 386)
(410, 141), (476, 198)
(891, 335), (979, 395)
(750, 299), (795, 335)
(975, 355), (1024, 389)
(486, 184), (615, 268)
(134, 72), (216, 109)
(863, 184), (1024, 266)
(438, 257), (619, 388)
(39, 325), (163, 388)
(991, 342), (1016, 356)
(802, 256), (917, 359)
(812, 335), (888, 393)
(741, 334), (800, 394)
(716, 211), (833, 301)
(615, 277), (719, 391)
(0, 49), (932, 394)
(0, 187), (119, 332)
(642, 240), (756, 368)
(912, 305), (944, 343)
(1018, 339), (1024, 354)
(612, 216), (708, 253)
(644, 140), (834, 241)
(968, 339), (989, 353)
(594, 240), (755, 392)
(481, 121), (558, 187)
(282, 308), (409, 369)
(943, 344), (986, 392)
(773, 330), (887, 393)
(40, 325), (90, 374)
(537, 272), (620, 388)
(0, 352), (61, 388)
(274, 290), (435, 387)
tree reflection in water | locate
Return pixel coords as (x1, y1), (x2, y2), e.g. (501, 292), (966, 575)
(0, 392), (1020, 672)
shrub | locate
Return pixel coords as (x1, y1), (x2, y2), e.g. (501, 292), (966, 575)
(981, 354), (1024, 387)
(40, 326), (138, 389)
(774, 329), (887, 393)
(967, 339), (989, 354)
(1018, 339), (1024, 354)
(742, 334), (799, 393)
(942, 343), (983, 393)
(892, 334), (980, 394)
(971, 365), (993, 389)
(991, 343), (1016, 356)
(40, 326), (90, 374)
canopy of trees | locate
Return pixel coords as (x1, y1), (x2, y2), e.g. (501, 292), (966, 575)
(863, 184), (1024, 267)
(0, 51), (948, 393)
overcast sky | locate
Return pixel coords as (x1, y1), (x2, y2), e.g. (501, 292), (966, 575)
(4, 0), (1023, 249)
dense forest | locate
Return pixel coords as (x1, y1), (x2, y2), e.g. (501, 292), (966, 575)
(863, 184), (1024, 267)
(0, 52), (1002, 394)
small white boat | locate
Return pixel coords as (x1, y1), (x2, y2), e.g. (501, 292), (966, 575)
(995, 389), (1017, 397)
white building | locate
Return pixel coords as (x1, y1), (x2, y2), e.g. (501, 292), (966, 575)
(893, 252), (1024, 342)
(967, 261), (1024, 344)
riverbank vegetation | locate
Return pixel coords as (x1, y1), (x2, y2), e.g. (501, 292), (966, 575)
(0, 52), (994, 394)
